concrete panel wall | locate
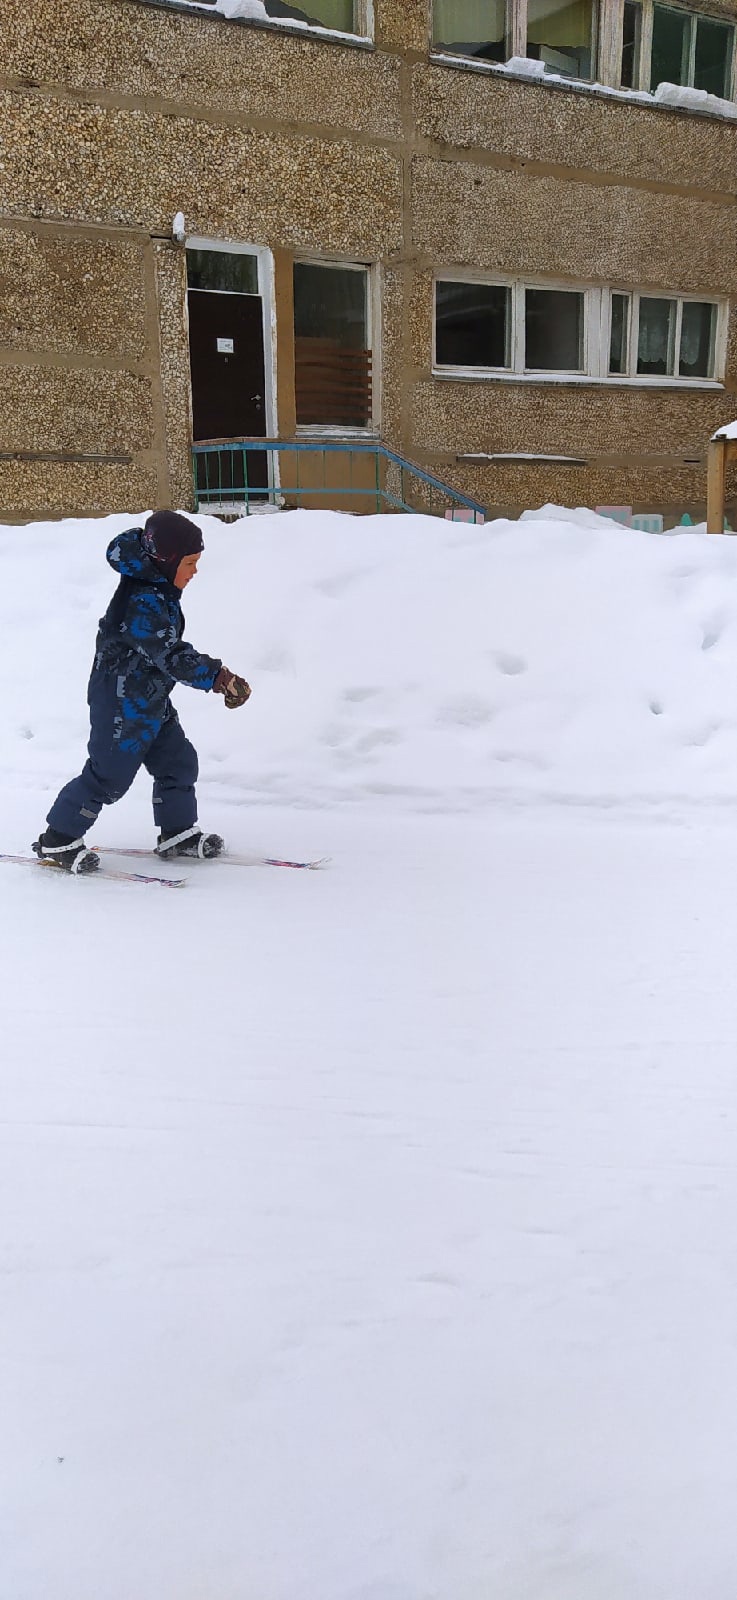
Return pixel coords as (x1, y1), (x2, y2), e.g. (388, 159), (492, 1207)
(412, 61), (737, 192)
(2, 0), (403, 141)
(1, 0), (736, 520)
(411, 158), (737, 295)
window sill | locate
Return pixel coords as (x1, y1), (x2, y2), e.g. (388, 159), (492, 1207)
(295, 426), (379, 438)
(130, 0), (373, 48)
(429, 51), (737, 123)
(460, 451), (588, 464)
(433, 368), (724, 390)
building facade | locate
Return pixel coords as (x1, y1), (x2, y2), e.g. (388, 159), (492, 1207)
(1, 0), (736, 521)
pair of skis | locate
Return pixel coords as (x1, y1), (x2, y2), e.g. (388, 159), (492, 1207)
(0, 847), (329, 889)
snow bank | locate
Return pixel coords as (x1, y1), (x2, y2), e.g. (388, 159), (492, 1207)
(2, 504), (736, 814)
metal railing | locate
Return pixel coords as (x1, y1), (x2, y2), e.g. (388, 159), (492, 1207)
(192, 437), (485, 521)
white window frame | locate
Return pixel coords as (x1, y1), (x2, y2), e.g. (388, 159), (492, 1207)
(433, 271), (727, 387)
(621, 0), (736, 95)
(293, 255), (379, 437)
(434, 275), (591, 380)
(430, 0), (599, 82)
(603, 289), (726, 382)
(175, 0), (373, 44)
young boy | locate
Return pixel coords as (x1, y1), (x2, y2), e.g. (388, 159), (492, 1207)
(33, 510), (250, 874)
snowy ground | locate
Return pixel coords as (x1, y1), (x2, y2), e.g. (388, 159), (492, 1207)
(3, 508), (737, 1599)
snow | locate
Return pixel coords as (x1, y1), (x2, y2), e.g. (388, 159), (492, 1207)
(431, 50), (737, 120)
(6, 504), (737, 812)
(505, 54), (547, 77)
(215, 0), (269, 19)
(653, 79), (737, 118)
(713, 418), (737, 440)
(4, 504), (737, 1598)
(179, 0), (368, 41)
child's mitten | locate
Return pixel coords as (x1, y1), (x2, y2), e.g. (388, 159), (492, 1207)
(214, 668), (251, 709)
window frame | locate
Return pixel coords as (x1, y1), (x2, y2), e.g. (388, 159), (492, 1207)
(430, 0), (599, 82)
(293, 255), (379, 436)
(153, 0), (374, 45)
(433, 271), (726, 387)
(603, 288), (725, 380)
(185, 236), (278, 436)
(620, 0), (736, 95)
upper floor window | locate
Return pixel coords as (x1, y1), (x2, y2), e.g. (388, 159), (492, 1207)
(195, 0), (367, 37)
(432, 0), (508, 61)
(434, 275), (724, 383)
(432, 0), (596, 80)
(621, 0), (734, 96)
(526, 0), (594, 78)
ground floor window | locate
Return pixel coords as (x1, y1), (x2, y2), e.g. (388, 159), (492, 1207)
(435, 275), (723, 383)
(432, 0), (596, 78)
(435, 279), (586, 375)
(609, 293), (718, 378)
(620, 0), (734, 96)
(294, 261), (373, 428)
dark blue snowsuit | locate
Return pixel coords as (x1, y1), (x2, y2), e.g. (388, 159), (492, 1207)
(47, 527), (222, 839)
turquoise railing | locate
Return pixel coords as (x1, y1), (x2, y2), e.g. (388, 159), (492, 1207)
(192, 437), (485, 520)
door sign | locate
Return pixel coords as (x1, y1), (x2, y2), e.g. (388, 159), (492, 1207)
(216, 337), (234, 354)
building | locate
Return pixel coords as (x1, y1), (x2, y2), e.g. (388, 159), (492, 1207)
(1, 0), (736, 522)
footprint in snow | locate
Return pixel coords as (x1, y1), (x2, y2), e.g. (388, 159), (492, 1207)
(493, 650), (527, 676)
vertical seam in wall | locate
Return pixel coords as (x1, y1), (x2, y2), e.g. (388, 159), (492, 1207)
(398, 50), (417, 457)
(142, 234), (172, 507)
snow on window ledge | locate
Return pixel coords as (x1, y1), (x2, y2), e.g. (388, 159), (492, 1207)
(430, 51), (737, 121)
(653, 81), (737, 119)
(136, 0), (372, 46)
(434, 368), (725, 391)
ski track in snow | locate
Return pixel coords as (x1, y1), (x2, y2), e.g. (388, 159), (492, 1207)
(2, 508), (737, 1598)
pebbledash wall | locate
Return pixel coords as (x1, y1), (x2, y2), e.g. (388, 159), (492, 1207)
(1, 0), (737, 521)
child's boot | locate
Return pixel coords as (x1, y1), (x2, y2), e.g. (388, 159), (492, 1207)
(32, 828), (100, 874)
(156, 826), (224, 860)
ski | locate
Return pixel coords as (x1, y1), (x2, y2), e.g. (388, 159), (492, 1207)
(0, 852), (186, 888)
(93, 844), (330, 871)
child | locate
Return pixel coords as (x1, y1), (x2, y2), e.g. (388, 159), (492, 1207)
(33, 510), (251, 874)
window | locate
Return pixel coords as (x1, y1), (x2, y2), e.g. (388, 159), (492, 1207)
(194, 0), (366, 36)
(293, 261), (372, 428)
(434, 277), (723, 383)
(432, 0), (595, 77)
(608, 292), (718, 378)
(432, 0), (508, 61)
(526, 0), (594, 78)
(620, 0), (642, 85)
(525, 287), (584, 370)
(436, 281), (511, 366)
(435, 279), (586, 374)
(186, 249), (259, 294)
(620, 1), (734, 96)
(608, 291), (630, 372)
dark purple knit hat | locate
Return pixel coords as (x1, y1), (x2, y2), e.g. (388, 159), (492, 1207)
(142, 510), (204, 580)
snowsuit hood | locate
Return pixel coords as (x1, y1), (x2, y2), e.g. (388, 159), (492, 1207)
(106, 527), (169, 586)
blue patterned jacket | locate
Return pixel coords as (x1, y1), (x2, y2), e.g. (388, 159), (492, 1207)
(91, 527), (222, 753)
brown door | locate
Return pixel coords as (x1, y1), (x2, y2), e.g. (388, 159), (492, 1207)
(188, 289), (268, 499)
